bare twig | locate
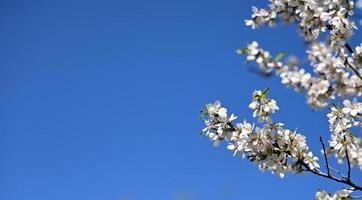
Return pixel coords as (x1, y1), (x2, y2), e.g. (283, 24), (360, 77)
(343, 135), (352, 181)
(300, 162), (362, 191)
(328, 165), (347, 180)
(345, 43), (354, 54)
(320, 137), (330, 176)
(346, 147), (352, 181)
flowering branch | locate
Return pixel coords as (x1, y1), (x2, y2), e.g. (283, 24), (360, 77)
(199, 89), (362, 199)
(323, 23), (362, 80)
(238, 41), (362, 109)
(223, 121), (362, 191)
(198, 1), (362, 199)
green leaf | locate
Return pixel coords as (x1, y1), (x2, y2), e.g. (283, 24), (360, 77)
(199, 107), (208, 120)
(236, 48), (250, 54)
(261, 87), (270, 97)
(252, 93), (258, 100)
(274, 51), (286, 61)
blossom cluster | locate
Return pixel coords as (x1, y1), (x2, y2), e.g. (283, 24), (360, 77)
(199, 1), (362, 198)
(248, 88), (279, 122)
(200, 89), (320, 178)
(240, 0), (362, 110)
(200, 100), (237, 147)
(245, 0), (356, 47)
(327, 99), (362, 168)
(240, 41), (334, 108)
(314, 189), (352, 200)
(239, 41), (362, 109)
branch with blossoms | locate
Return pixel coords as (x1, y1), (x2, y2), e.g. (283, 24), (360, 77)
(239, 0), (362, 110)
(198, 1), (362, 199)
(199, 89), (362, 199)
(237, 41), (362, 109)
(244, 0), (356, 49)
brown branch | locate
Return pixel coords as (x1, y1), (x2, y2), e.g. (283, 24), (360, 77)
(300, 162), (362, 191)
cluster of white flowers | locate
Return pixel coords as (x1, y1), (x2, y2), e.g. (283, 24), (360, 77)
(314, 189), (352, 200)
(239, 40), (362, 108)
(201, 89), (320, 178)
(199, 1), (362, 199)
(245, 6), (277, 29)
(327, 99), (362, 168)
(243, 41), (281, 74)
(353, 44), (362, 65)
(240, 41), (338, 108)
(201, 100), (237, 146)
(310, 42), (362, 99)
(248, 89), (279, 122)
(239, 0), (362, 110)
(245, 0), (356, 47)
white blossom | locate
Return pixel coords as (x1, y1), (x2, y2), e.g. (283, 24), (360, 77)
(200, 89), (319, 178)
(303, 152), (320, 170)
(314, 189), (352, 200)
(201, 101), (237, 146)
(327, 104), (362, 166)
(249, 89), (279, 122)
(342, 99), (362, 117)
(200, 1), (362, 198)
(245, 0), (356, 46)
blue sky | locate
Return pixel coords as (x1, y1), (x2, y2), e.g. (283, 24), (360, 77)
(0, 1), (361, 199)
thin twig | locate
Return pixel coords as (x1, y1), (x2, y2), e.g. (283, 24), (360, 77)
(300, 162), (362, 191)
(346, 146), (352, 181)
(320, 137), (330, 176)
(345, 43), (354, 54)
(344, 58), (362, 80)
(343, 135), (352, 181)
(327, 166), (347, 180)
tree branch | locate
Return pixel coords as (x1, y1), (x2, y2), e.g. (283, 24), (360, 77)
(351, 195), (362, 199)
(327, 165), (347, 180)
(226, 123), (362, 191)
(346, 147), (352, 181)
(325, 24), (362, 80)
(344, 58), (362, 80)
(300, 162), (362, 191)
(319, 137), (330, 176)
